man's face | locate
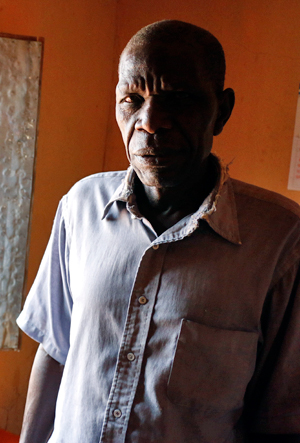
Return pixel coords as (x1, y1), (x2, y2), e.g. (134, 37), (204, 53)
(116, 42), (222, 189)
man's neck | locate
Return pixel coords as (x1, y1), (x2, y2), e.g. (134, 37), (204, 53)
(135, 158), (218, 235)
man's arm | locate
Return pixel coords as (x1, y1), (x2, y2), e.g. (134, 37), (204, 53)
(19, 344), (64, 443)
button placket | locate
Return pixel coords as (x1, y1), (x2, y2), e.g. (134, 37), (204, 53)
(100, 245), (167, 443)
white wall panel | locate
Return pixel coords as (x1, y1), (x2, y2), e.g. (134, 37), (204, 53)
(0, 36), (42, 349)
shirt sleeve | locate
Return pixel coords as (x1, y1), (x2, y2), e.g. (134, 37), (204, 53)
(17, 198), (73, 365)
(246, 258), (300, 433)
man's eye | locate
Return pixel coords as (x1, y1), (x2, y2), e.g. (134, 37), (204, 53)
(122, 95), (143, 105)
(124, 96), (133, 103)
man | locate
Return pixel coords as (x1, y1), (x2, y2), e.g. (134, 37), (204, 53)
(18, 20), (300, 442)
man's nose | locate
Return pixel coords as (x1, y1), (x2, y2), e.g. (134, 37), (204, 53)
(135, 97), (172, 134)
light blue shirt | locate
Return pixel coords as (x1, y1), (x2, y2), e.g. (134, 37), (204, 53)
(17, 159), (300, 442)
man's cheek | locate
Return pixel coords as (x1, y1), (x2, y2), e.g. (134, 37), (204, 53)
(125, 142), (131, 162)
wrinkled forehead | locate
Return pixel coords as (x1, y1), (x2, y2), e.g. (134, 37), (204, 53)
(118, 41), (210, 89)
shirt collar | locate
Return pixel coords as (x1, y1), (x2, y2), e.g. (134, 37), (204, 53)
(101, 167), (137, 219)
(101, 155), (241, 245)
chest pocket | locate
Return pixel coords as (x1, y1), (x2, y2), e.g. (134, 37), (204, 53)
(167, 319), (258, 416)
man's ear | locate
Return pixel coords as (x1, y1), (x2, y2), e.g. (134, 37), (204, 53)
(213, 88), (235, 136)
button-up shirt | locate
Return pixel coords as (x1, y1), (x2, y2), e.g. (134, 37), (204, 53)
(17, 157), (300, 442)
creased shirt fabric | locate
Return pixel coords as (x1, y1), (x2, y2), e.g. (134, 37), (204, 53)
(17, 157), (300, 442)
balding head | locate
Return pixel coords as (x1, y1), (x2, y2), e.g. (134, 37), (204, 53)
(120, 20), (226, 94)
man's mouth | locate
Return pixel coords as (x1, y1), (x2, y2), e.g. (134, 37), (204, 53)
(133, 147), (183, 166)
(134, 151), (180, 167)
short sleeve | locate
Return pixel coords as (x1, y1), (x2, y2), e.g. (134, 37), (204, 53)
(17, 198), (73, 365)
(246, 259), (300, 433)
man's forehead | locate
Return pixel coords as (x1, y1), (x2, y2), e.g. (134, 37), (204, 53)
(118, 42), (208, 86)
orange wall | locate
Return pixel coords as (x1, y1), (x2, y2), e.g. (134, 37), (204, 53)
(1, 0), (300, 435)
(0, 0), (118, 434)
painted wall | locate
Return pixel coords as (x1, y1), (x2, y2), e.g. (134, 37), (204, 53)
(0, 0), (118, 434)
(1, 0), (300, 435)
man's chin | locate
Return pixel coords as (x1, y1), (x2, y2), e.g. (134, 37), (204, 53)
(134, 167), (184, 189)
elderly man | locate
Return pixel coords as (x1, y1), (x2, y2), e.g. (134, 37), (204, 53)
(18, 20), (300, 443)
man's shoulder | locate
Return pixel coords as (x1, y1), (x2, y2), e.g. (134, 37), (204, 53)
(229, 178), (300, 284)
(60, 170), (127, 216)
(70, 170), (127, 190)
(231, 178), (300, 220)
(66, 170), (127, 198)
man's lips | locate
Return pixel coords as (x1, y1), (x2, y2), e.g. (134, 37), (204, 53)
(134, 147), (174, 155)
(133, 148), (184, 166)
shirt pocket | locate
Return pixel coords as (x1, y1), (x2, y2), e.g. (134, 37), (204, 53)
(167, 319), (258, 415)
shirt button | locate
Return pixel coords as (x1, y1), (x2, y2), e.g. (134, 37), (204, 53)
(138, 295), (148, 305)
(152, 244), (159, 250)
(127, 352), (135, 361)
(113, 409), (122, 418)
